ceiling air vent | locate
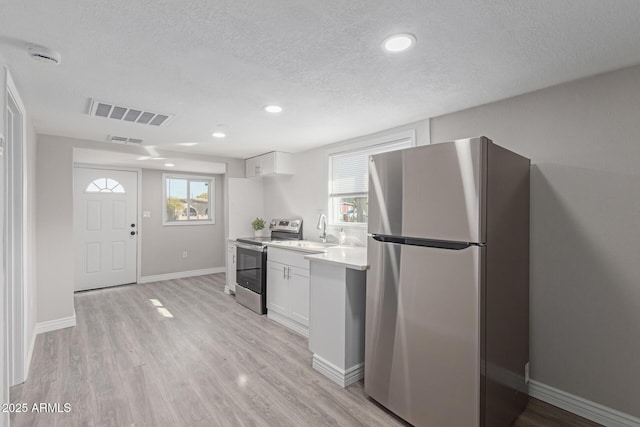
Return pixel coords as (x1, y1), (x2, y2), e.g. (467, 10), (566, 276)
(107, 135), (144, 145)
(89, 99), (173, 127)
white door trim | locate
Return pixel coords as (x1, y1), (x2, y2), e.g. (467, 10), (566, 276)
(4, 68), (28, 385)
(73, 163), (142, 284)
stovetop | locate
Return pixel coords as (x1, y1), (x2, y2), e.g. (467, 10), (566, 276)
(236, 236), (277, 246)
(237, 218), (303, 247)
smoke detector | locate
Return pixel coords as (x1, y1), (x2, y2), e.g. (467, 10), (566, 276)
(27, 45), (62, 65)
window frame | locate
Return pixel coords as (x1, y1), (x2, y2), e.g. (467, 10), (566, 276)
(327, 130), (415, 227)
(162, 173), (215, 226)
(85, 177), (126, 193)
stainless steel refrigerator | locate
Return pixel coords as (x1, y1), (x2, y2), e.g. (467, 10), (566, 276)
(365, 136), (530, 427)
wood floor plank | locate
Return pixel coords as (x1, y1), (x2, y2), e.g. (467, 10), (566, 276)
(10, 273), (603, 426)
(513, 398), (603, 427)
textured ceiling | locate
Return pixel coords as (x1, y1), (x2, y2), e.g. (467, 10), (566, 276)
(1, 0), (640, 159)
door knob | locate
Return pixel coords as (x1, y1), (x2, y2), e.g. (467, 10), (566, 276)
(131, 223), (135, 227)
(130, 231), (136, 236)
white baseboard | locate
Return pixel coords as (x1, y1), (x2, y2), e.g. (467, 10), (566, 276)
(267, 311), (309, 338)
(312, 354), (364, 388)
(138, 267), (225, 284)
(529, 380), (640, 427)
(35, 312), (77, 335)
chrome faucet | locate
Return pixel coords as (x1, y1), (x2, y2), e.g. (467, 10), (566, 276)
(316, 213), (327, 243)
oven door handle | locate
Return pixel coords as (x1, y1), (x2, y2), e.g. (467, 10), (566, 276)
(236, 242), (265, 252)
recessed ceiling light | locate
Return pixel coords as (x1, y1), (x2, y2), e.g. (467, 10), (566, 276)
(212, 132), (226, 138)
(177, 142), (198, 146)
(137, 156), (151, 160)
(152, 157), (167, 160)
(264, 105), (283, 113)
(382, 33), (416, 53)
(165, 163), (175, 167)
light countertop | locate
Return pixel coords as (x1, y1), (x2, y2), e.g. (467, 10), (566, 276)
(304, 246), (368, 271)
(266, 240), (336, 254)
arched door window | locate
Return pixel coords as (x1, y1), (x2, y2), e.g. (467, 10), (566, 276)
(85, 178), (125, 193)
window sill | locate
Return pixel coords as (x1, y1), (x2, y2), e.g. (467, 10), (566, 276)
(329, 222), (367, 229)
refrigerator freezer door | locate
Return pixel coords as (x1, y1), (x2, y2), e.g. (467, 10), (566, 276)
(365, 237), (483, 427)
(368, 137), (487, 243)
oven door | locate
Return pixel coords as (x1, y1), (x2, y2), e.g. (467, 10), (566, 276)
(236, 243), (266, 294)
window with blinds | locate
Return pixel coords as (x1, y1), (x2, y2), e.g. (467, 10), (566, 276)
(328, 137), (413, 225)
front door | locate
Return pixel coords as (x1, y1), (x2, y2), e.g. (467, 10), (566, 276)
(73, 167), (138, 291)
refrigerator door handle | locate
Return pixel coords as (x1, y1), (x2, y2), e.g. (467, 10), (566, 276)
(371, 234), (484, 250)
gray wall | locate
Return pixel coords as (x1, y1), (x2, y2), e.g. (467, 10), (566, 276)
(36, 135), (75, 323)
(36, 134), (240, 323)
(430, 64), (640, 417)
(141, 169), (225, 276)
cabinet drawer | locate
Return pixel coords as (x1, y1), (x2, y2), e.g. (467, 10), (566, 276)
(267, 247), (310, 270)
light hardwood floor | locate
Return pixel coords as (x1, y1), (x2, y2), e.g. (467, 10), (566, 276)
(10, 274), (601, 426)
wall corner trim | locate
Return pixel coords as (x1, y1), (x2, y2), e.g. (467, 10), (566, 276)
(35, 312), (77, 335)
(25, 323), (38, 379)
(529, 380), (640, 427)
(138, 267), (225, 284)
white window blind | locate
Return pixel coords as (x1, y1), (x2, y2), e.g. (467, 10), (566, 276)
(330, 154), (368, 196)
(329, 138), (413, 197)
(328, 136), (414, 224)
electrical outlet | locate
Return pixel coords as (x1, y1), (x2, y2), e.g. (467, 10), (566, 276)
(525, 362), (530, 384)
(182, 251), (188, 258)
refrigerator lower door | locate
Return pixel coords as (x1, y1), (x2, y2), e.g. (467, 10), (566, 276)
(365, 237), (484, 427)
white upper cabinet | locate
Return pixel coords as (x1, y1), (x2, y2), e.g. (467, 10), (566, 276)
(245, 151), (294, 178)
(245, 156), (260, 178)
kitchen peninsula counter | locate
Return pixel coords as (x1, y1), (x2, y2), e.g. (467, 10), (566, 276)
(306, 246), (367, 387)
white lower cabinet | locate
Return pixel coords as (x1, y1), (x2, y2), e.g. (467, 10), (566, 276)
(266, 248), (310, 337)
(225, 240), (237, 294)
(289, 265), (310, 327)
(266, 260), (289, 316)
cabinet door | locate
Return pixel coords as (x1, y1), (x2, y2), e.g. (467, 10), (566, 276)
(226, 244), (237, 292)
(259, 152), (276, 175)
(266, 260), (289, 316)
(274, 152), (294, 175)
(245, 157), (259, 178)
(289, 265), (310, 328)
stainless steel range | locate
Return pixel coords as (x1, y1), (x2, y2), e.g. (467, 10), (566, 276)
(235, 219), (303, 314)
